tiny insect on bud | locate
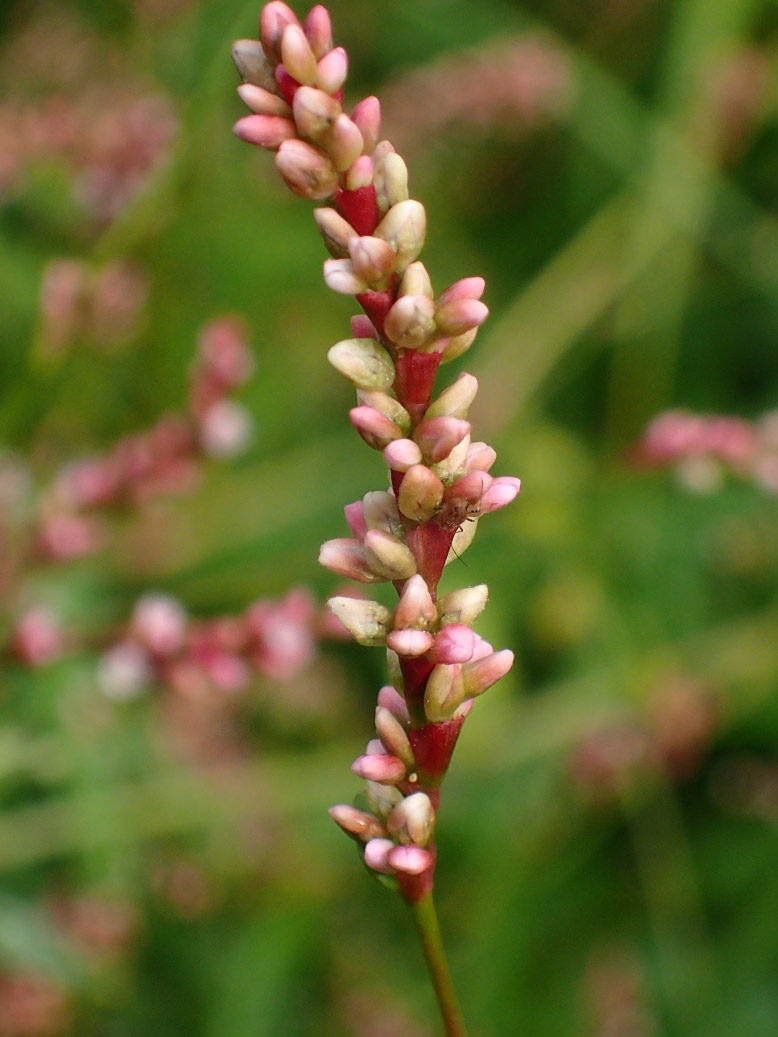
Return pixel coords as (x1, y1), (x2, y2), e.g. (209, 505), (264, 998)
(445, 518), (478, 564)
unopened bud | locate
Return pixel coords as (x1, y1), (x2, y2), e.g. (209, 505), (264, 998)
(315, 45), (347, 92)
(366, 780), (403, 819)
(394, 573), (437, 629)
(386, 648), (403, 691)
(237, 83), (292, 117)
(351, 96), (381, 155)
(364, 529), (417, 580)
(329, 804), (385, 841)
(349, 236), (396, 287)
(415, 416), (471, 465)
(463, 442), (497, 474)
(435, 298), (489, 337)
(436, 277), (486, 307)
(304, 5), (334, 60)
(233, 113), (296, 149)
(314, 207), (357, 257)
(386, 844), (433, 875)
(384, 294), (436, 349)
(327, 596), (394, 645)
(462, 649), (514, 697)
(350, 406), (403, 449)
(446, 470), (492, 507)
(386, 628), (435, 657)
(445, 518), (478, 564)
(351, 314), (378, 339)
(436, 584), (489, 627)
(431, 433), (471, 484)
(344, 155), (373, 190)
(387, 792), (435, 847)
(377, 684), (409, 723)
(398, 464), (445, 522)
(364, 837), (396, 873)
(384, 438), (423, 472)
(398, 261), (433, 299)
(424, 663), (465, 722)
(280, 23), (318, 85)
(327, 338), (395, 390)
(323, 258), (368, 295)
(275, 139), (338, 199)
(259, 2), (300, 67)
(425, 373), (479, 421)
(374, 151), (409, 212)
(439, 327), (478, 364)
(479, 476), (521, 514)
(356, 390), (410, 435)
(428, 624), (476, 664)
(374, 200), (426, 272)
(292, 85), (340, 143)
(319, 537), (386, 583)
(375, 707), (415, 769)
(362, 490), (401, 534)
(330, 114), (364, 172)
(351, 753), (407, 784)
(232, 39), (277, 90)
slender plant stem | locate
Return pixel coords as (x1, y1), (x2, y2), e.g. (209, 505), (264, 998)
(410, 892), (469, 1037)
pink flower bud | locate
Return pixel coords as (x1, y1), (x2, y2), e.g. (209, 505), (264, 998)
(378, 684), (409, 723)
(424, 663), (466, 722)
(364, 838), (395, 873)
(232, 39), (277, 90)
(199, 400), (253, 458)
(374, 151), (409, 211)
(351, 96), (381, 155)
(428, 624), (477, 664)
(384, 294), (436, 349)
(356, 390), (410, 434)
(363, 529), (417, 580)
(386, 628), (435, 658)
(280, 23), (318, 85)
(329, 805), (385, 841)
(344, 154), (373, 190)
(314, 207), (357, 257)
(233, 113), (297, 149)
(375, 707), (415, 769)
(350, 314), (378, 339)
(237, 82), (292, 117)
(425, 373), (479, 420)
(350, 406), (403, 450)
(446, 469), (492, 506)
(351, 753), (407, 784)
(436, 277), (486, 307)
(97, 642), (151, 700)
(384, 438), (423, 472)
(275, 139), (338, 199)
(319, 538), (386, 583)
(13, 608), (64, 667)
(435, 298), (489, 337)
(343, 500), (367, 538)
(462, 649), (515, 697)
(446, 518), (478, 564)
(362, 490), (400, 533)
(304, 5), (334, 60)
(414, 416), (472, 464)
(348, 236), (396, 286)
(132, 593), (187, 656)
(394, 574), (437, 629)
(323, 258), (367, 294)
(292, 85), (340, 142)
(479, 476), (521, 514)
(397, 464), (444, 522)
(331, 114), (364, 172)
(440, 327), (478, 364)
(386, 844), (433, 875)
(463, 442), (497, 474)
(259, 3), (301, 66)
(315, 45), (348, 93)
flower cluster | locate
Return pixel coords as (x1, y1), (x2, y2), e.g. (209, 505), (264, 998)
(634, 408), (778, 495)
(232, 2), (520, 901)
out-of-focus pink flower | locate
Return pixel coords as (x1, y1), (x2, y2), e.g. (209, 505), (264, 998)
(0, 972), (69, 1037)
(247, 587), (317, 679)
(11, 608), (65, 667)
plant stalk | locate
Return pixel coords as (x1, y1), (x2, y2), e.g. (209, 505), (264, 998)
(410, 892), (469, 1037)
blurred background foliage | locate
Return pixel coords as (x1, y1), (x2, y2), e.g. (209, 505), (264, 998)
(1, 0), (778, 1033)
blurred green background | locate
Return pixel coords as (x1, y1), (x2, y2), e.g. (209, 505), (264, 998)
(2, 0), (778, 1033)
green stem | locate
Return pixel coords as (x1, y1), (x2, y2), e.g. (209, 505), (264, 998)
(409, 892), (469, 1037)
